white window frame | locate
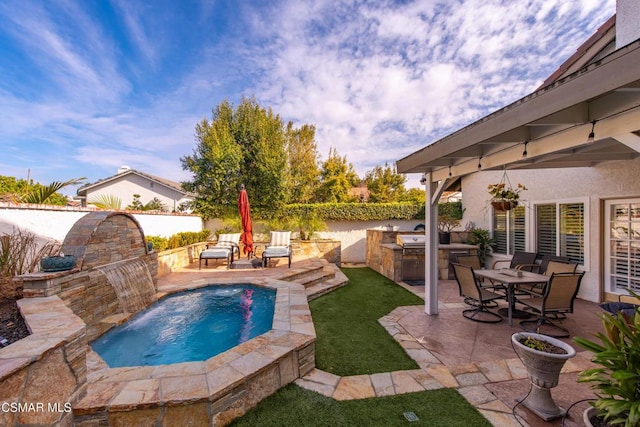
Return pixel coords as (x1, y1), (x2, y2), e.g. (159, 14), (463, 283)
(530, 197), (590, 269)
(604, 198), (640, 295)
(491, 205), (526, 255)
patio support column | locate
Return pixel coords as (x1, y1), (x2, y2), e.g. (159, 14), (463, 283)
(424, 173), (439, 315)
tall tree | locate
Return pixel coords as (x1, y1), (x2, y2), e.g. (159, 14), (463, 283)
(285, 122), (320, 203)
(181, 97), (289, 218)
(181, 101), (243, 218)
(365, 163), (407, 203)
(315, 147), (359, 203)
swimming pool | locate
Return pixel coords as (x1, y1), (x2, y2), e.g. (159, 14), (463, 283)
(91, 284), (276, 367)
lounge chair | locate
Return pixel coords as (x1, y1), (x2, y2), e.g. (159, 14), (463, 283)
(262, 231), (292, 268)
(199, 233), (240, 269)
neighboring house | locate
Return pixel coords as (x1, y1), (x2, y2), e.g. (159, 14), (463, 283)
(77, 166), (194, 212)
(397, 0), (640, 313)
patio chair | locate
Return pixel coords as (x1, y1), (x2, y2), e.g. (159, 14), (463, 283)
(517, 258), (578, 295)
(199, 233), (240, 269)
(456, 254), (502, 306)
(517, 254), (573, 274)
(516, 271), (585, 338)
(491, 251), (538, 270)
(262, 231), (292, 268)
(452, 263), (504, 323)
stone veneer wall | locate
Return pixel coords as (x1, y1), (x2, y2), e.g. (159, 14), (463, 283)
(0, 296), (86, 427)
(15, 211), (159, 341)
(366, 229), (478, 281)
(156, 240), (341, 277)
(60, 211), (149, 272)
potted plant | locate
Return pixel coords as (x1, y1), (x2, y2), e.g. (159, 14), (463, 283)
(438, 202), (464, 244)
(466, 228), (495, 266)
(511, 332), (576, 421)
(487, 182), (527, 211)
(574, 301), (640, 427)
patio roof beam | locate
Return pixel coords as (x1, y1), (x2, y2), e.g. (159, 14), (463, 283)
(429, 107), (640, 182)
(396, 40), (640, 174)
(614, 132), (640, 153)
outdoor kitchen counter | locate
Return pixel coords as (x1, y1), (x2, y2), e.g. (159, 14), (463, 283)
(371, 241), (478, 282)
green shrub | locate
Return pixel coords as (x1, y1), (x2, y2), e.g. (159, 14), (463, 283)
(145, 235), (168, 251)
(147, 230), (211, 251)
(276, 202), (425, 221)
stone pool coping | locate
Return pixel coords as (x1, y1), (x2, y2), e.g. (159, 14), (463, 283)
(73, 276), (315, 420)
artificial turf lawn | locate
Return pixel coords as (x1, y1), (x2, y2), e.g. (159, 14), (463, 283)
(309, 267), (424, 376)
(229, 383), (492, 427)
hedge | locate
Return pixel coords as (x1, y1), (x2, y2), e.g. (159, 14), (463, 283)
(146, 230), (211, 251)
(266, 201), (462, 222)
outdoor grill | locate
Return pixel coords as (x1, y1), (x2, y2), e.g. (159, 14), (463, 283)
(396, 234), (426, 249)
(396, 234), (426, 282)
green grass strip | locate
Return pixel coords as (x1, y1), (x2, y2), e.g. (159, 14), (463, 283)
(230, 384), (492, 427)
(309, 267), (424, 376)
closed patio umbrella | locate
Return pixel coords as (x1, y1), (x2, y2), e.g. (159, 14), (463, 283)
(238, 184), (254, 258)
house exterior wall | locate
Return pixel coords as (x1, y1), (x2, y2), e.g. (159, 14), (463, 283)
(460, 157), (640, 303)
(617, 0), (640, 48)
(84, 173), (192, 212)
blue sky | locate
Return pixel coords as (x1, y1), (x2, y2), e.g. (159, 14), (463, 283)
(0, 0), (616, 195)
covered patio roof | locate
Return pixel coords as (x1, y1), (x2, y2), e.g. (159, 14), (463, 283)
(396, 39), (640, 181)
(396, 38), (640, 316)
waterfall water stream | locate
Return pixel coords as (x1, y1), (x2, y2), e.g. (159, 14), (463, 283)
(96, 259), (157, 313)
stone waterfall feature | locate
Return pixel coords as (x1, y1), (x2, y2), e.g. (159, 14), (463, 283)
(96, 258), (157, 314)
(18, 211), (158, 341)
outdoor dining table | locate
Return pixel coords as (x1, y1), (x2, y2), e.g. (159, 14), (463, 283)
(473, 269), (550, 326)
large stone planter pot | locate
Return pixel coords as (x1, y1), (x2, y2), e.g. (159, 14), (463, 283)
(40, 255), (77, 272)
(511, 332), (576, 421)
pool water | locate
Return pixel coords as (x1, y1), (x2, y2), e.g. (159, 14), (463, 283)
(91, 284), (276, 367)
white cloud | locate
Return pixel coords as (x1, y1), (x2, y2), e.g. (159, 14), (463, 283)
(0, 0), (617, 190)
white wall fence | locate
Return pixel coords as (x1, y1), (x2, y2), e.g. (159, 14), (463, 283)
(0, 203), (203, 244)
(1, 204), (428, 264)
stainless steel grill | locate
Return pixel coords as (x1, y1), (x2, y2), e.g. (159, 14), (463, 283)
(396, 234), (425, 248)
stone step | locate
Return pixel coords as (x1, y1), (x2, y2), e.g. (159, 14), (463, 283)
(278, 260), (325, 282)
(291, 268), (336, 289)
(306, 268), (349, 301)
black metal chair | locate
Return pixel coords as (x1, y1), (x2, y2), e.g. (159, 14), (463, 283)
(452, 263), (504, 323)
(517, 272), (585, 337)
(492, 251), (538, 270)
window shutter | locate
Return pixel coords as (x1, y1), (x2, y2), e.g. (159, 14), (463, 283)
(560, 203), (584, 264)
(510, 206), (526, 253)
(609, 203), (640, 292)
(536, 204), (556, 256)
(493, 211), (507, 254)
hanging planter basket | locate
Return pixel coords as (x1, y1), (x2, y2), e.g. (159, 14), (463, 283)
(487, 169), (527, 212)
(491, 200), (518, 211)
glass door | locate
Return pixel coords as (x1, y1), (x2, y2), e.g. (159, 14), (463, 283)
(605, 199), (640, 294)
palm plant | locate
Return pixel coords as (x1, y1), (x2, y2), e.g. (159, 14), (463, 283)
(88, 194), (122, 210)
(22, 178), (86, 204)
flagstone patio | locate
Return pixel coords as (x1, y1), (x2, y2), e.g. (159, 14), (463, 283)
(85, 255), (604, 426)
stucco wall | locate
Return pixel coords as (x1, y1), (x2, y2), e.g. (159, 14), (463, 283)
(0, 204), (203, 242)
(460, 157), (640, 302)
(617, 0), (640, 48)
(203, 219), (425, 263)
